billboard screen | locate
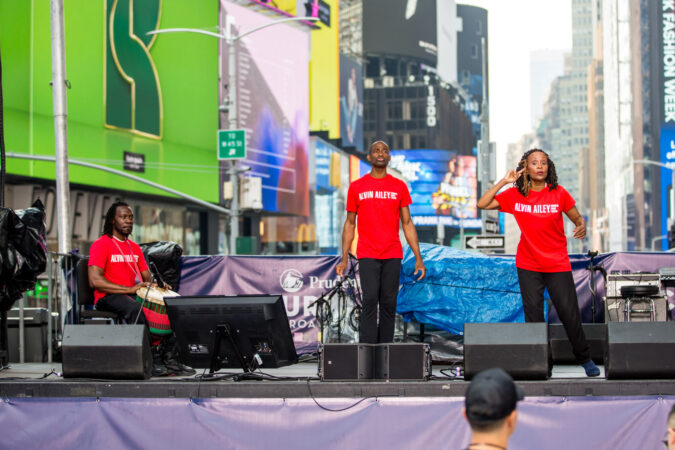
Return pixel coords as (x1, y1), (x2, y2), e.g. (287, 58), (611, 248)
(220, 1), (310, 216)
(660, 125), (675, 249)
(362, 0), (437, 64)
(389, 149), (480, 228)
(436, 0), (457, 84)
(339, 53), (364, 151)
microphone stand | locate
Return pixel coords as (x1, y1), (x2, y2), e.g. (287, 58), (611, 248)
(310, 255), (358, 343)
(586, 250), (607, 324)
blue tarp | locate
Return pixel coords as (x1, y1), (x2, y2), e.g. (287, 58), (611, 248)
(397, 244), (675, 334)
(397, 243), (527, 334)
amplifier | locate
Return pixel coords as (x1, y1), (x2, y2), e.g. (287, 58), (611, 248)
(7, 308), (49, 363)
(659, 267), (675, 282)
(606, 273), (661, 298)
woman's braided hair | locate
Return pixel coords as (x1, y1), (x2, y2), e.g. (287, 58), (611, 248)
(515, 148), (558, 196)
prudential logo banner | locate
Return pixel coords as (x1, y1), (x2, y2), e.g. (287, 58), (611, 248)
(105, 0), (163, 138)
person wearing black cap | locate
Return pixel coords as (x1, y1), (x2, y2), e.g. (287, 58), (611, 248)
(462, 368), (525, 450)
(665, 404), (675, 449)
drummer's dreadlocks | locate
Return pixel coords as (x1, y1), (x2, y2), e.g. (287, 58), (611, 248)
(515, 148), (558, 197)
(103, 201), (130, 236)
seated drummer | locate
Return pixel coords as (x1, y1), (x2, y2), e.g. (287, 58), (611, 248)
(88, 201), (194, 377)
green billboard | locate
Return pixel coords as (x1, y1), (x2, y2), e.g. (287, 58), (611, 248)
(0, 0), (220, 202)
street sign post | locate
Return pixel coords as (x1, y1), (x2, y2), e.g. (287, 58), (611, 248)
(218, 129), (246, 160)
(465, 235), (505, 250)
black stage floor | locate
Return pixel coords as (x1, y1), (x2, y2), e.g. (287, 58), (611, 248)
(1, 362), (675, 399)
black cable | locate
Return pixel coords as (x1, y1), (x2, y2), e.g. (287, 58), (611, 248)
(305, 378), (377, 412)
(39, 368), (61, 379)
(439, 362), (464, 380)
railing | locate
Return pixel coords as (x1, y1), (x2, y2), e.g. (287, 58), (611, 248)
(10, 252), (74, 364)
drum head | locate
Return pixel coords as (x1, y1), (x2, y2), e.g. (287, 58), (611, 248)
(136, 286), (180, 305)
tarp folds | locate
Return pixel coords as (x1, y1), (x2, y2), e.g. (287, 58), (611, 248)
(397, 243), (524, 334)
(0, 199), (47, 311)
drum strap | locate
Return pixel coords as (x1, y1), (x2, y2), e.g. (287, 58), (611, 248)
(111, 236), (143, 284)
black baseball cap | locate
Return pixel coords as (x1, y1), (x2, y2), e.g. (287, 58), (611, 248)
(465, 368), (525, 424)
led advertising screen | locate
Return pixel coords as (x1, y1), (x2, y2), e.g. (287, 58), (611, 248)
(660, 125), (675, 249)
(362, 0), (437, 64)
(220, 1), (310, 216)
(339, 53), (364, 151)
(389, 149), (480, 228)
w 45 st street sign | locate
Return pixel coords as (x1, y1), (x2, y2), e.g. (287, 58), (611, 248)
(465, 235), (505, 250)
(218, 129), (246, 160)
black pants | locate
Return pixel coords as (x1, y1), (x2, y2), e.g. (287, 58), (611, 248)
(358, 258), (401, 344)
(517, 268), (590, 363)
(96, 294), (146, 326)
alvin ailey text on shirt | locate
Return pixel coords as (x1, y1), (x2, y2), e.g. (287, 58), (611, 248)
(110, 254), (140, 263)
(358, 191), (399, 201)
(514, 203), (559, 214)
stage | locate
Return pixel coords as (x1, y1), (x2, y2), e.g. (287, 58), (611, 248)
(1, 362), (674, 449)
(2, 361), (675, 398)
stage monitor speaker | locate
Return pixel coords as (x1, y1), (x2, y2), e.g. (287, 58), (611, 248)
(605, 322), (675, 379)
(62, 325), (152, 380)
(464, 323), (548, 380)
(550, 323), (606, 364)
(318, 343), (373, 381)
(373, 343), (431, 381)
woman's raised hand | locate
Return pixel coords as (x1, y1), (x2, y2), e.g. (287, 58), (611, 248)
(502, 167), (525, 184)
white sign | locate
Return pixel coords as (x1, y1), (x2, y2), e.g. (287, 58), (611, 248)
(465, 235), (505, 250)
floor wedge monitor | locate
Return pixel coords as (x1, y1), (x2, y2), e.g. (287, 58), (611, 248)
(605, 322), (675, 379)
(550, 323), (606, 364)
(62, 324), (152, 380)
(464, 323), (548, 380)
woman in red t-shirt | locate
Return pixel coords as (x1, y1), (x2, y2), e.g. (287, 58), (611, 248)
(477, 149), (600, 378)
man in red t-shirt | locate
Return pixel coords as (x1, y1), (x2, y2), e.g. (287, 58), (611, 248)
(88, 201), (194, 377)
(336, 141), (426, 343)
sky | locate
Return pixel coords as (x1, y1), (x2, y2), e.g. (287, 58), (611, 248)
(458, 0), (572, 174)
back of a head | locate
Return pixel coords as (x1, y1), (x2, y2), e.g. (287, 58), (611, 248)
(464, 368), (525, 432)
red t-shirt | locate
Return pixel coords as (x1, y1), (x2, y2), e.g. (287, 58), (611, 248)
(346, 174), (412, 259)
(88, 235), (148, 304)
(495, 186), (575, 272)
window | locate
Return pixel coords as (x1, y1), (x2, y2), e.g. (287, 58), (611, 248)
(471, 44), (479, 59)
(387, 101), (402, 120)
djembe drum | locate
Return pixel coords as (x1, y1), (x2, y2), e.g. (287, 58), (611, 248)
(135, 286), (180, 335)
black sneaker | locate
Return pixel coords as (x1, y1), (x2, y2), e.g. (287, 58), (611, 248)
(164, 353), (197, 376)
(160, 336), (196, 376)
(151, 345), (169, 377)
